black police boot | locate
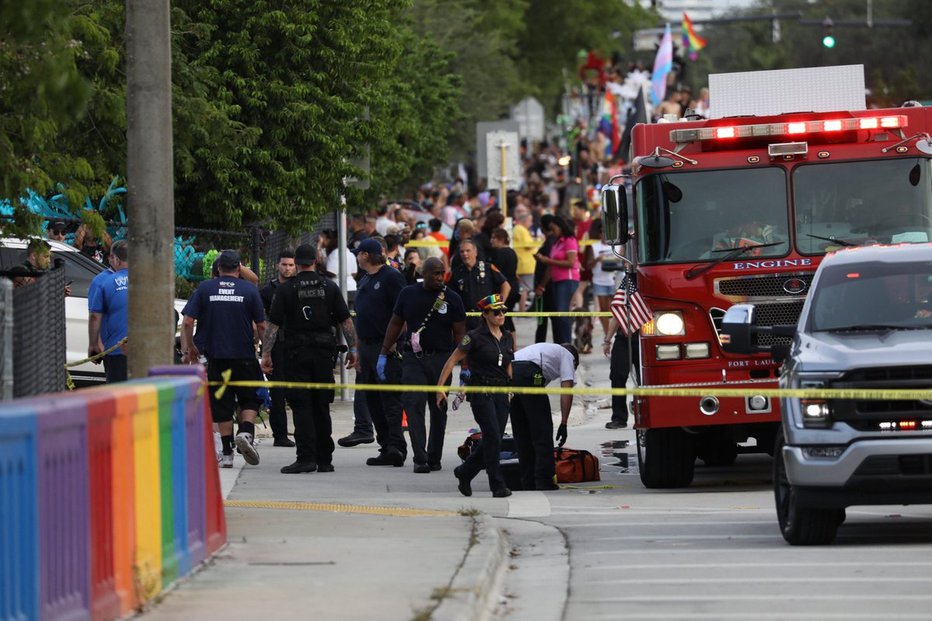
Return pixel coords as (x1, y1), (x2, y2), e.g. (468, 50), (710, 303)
(338, 431), (375, 447)
(454, 466), (472, 497)
(281, 461), (317, 474)
(273, 436), (296, 447)
(492, 488), (513, 498)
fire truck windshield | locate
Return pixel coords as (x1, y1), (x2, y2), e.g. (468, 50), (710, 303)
(794, 158), (932, 254)
(636, 167), (789, 264)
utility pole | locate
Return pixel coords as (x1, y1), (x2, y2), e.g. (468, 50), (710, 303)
(126, 0), (175, 378)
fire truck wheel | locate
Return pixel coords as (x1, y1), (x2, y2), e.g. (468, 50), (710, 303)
(773, 430), (845, 545)
(637, 427), (696, 488)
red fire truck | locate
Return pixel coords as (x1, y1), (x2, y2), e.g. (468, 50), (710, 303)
(601, 65), (932, 488)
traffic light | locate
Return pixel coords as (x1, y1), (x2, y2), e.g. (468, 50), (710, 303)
(822, 18), (835, 48)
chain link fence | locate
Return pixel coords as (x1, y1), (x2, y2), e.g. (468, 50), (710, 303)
(0, 260), (67, 397)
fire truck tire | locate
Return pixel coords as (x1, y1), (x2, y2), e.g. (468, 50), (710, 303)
(773, 430), (845, 545)
(637, 428), (696, 488)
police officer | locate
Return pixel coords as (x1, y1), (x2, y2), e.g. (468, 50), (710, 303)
(261, 244), (358, 474)
(437, 294), (514, 498)
(259, 248), (297, 447)
(351, 238), (408, 466)
(511, 342), (579, 490)
(379, 257), (466, 473)
(182, 250), (267, 468)
(447, 238), (510, 330)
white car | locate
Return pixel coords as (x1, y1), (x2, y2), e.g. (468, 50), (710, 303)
(0, 237), (186, 386)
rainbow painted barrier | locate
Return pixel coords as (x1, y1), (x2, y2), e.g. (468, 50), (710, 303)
(0, 365), (226, 621)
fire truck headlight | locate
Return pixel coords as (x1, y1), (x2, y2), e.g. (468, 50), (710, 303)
(654, 312), (685, 336)
(655, 344), (681, 360)
(684, 342), (710, 359)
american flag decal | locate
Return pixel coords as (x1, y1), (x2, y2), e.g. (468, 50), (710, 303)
(610, 276), (652, 336)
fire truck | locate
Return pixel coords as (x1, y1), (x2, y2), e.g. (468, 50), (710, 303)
(600, 65), (932, 488)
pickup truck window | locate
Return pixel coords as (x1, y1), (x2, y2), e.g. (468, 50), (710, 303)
(808, 260), (932, 331)
(795, 158), (932, 255)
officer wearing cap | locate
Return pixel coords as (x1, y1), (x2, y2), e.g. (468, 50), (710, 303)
(262, 243), (357, 474)
(182, 250), (266, 468)
(511, 342), (579, 491)
(447, 238), (510, 330)
(350, 238), (408, 466)
(380, 257), (466, 473)
(437, 294), (514, 497)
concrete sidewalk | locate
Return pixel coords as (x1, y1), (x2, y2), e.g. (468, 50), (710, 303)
(139, 342), (616, 621)
(141, 400), (517, 621)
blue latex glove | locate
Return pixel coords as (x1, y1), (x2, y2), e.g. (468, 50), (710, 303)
(459, 368), (471, 384)
(256, 387), (271, 411)
(377, 354), (388, 381)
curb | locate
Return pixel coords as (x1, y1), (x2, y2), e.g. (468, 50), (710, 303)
(432, 514), (510, 621)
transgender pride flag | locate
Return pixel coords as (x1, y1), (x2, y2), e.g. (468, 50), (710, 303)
(650, 24), (673, 107)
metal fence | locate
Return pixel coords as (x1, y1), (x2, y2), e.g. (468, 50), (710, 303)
(4, 260), (67, 397)
(44, 216), (338, 289)
(0, 278), (11, 400)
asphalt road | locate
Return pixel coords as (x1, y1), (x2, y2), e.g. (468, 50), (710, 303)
(494, 327), (932, 621)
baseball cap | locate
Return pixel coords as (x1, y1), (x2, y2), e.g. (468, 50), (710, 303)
(351, 238), (382, 256)
(294, 243), (317, 265)
(477, 294), (507, 311)
(47, 220), (67, 233)
(217, 250), (241, 270)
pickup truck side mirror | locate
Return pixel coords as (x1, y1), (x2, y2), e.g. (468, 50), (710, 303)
(720, 303), (796, 359)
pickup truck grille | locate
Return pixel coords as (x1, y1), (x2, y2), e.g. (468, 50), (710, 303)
(830, 366), (932, 426)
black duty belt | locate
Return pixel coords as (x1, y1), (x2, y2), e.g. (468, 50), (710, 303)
(469, 376), (511, 387)
(513, 360), (542, 373)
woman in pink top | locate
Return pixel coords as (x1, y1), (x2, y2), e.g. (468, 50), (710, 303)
(535, 216), (578, 343)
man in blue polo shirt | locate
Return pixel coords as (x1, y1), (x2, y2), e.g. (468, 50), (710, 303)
(380, 257), (466, 473)
(88, 240), (129, 382)
(351, 238), (408, 466)
(181, 250), (267, 469)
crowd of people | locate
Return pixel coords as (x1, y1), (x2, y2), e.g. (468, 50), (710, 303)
(166, 127), (649, 497)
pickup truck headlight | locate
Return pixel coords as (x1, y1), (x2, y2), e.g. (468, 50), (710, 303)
(654, 311), (685, 336)
(801, 399), (832, 428)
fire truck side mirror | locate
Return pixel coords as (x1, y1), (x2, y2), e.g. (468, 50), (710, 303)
(600, 184), (628, 245)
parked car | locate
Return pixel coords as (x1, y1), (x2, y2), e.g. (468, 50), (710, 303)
(722, 243), (932, 544)
(0, 237), (185, 386)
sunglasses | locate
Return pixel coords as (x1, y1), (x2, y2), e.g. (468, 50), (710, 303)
(485, 309), (506, 316)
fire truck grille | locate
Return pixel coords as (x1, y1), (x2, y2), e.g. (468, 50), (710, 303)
(710, 300), (805, 347)
(717, 273), (814, 298)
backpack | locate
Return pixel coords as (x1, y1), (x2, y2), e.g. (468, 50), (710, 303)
(554, 448), (600, 483)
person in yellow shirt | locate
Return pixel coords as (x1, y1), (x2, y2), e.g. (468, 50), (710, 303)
(512, 208), (537, 311)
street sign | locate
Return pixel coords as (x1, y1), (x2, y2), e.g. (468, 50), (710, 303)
(476, 120), (520, 180)
(485, 130), (521, 192)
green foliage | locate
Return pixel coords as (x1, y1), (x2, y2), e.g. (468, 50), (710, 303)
(692, 0), (932, 105)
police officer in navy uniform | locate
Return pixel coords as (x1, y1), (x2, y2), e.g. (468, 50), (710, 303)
(261, 244), (358, 474)
(511, 342), (579, 490)
(437, 294), (514, 498)
(447, 238), (510, 330)
(259, 248), (297, 447)
(182, 250), (266, 468)
(379, 257), (466, 473)
(351, 238), (408, 467)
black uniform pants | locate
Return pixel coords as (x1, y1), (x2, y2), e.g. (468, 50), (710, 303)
(459, 392), (509, 492)
(358, 341), (406, 456)
(401, 351), (450, 466)
(285, 346), (336, 465)
(610, 334), (640, 425)
(510, 363), (555, 489)
(267, 345), (290, 440)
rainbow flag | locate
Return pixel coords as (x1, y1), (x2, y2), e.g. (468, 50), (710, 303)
(597, 90), (620, 158)
(682, 12), (707, 61)
(651, 24), (673, 107)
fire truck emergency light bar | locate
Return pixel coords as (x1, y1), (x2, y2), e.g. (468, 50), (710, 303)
(670, 115), (907, 144)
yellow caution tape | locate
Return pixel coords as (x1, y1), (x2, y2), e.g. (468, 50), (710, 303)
(207, 377), (932, 402)
(348, 310), (612, 318)
(64, 337), (129, 391)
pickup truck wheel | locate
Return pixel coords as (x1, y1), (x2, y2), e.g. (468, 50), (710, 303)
(637, 428), (696, 488)
(773, 431), (844, 545)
